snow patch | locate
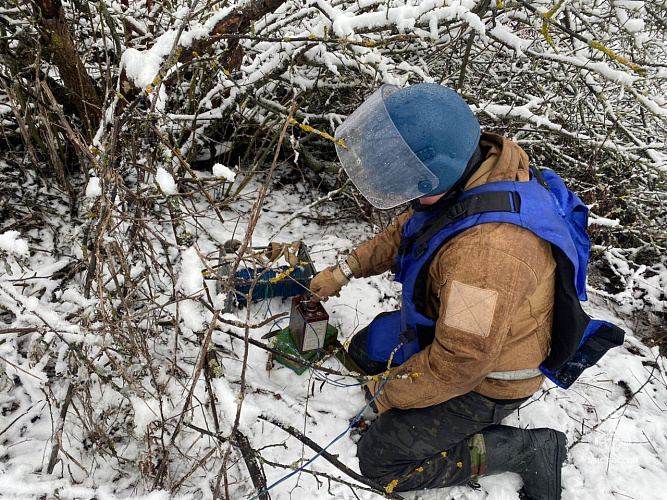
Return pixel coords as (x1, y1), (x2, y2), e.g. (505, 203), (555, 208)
(131, 396), (160, 436)
(177, 247), (207, 332)
(211, 378), (261, 435)
(624, 18), (644, 33)
(0, 231), (29, 257)
(589, 214), (621, 227)
(85, 177), (102, 198)
(213, 163), (236, 182)
(121, 38), (176, 90)
(155, 167), (177, 195)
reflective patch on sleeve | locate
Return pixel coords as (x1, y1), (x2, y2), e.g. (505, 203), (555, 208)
(444, 281), (498, 337)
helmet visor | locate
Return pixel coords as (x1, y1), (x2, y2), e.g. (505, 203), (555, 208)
(334, 85), (439, 209)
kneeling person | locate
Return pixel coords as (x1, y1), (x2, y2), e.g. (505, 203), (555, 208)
(310, 83), (566, 500)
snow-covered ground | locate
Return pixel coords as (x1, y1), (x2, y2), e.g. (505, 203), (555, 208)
(0, 173), (665, 500)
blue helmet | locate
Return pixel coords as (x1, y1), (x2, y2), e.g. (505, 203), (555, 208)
(334, 83), (481, 209)
(384, 83), (481, 196)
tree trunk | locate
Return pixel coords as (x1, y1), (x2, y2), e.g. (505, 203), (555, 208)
(35, 0), (102, 140)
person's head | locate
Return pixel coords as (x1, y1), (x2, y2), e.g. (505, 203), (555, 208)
(334, 83), (481, 209)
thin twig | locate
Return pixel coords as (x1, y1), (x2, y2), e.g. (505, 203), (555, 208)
(217, 101), (298, 500)
(269, 180), (351, 240)
(259, 415), (404, 500)
(46, 383), (75, 474)
(570, 367), (658, 449)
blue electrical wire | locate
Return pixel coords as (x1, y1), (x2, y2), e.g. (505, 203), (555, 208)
(248, 378), (388, 500)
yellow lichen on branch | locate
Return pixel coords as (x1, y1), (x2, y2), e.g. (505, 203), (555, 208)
(538, 2), (644, 75)
(365, 372), (423, 382)
(541, 1), (564, 54)
(589, 40), (645, 74)
(289, 118), (345, 147)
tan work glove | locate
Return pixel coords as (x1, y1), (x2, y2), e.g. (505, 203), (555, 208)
(309, 265), (349, 302)
(362, 380), (390, 415)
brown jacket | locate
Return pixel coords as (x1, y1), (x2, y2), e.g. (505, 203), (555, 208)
(351, 133), (556, 408)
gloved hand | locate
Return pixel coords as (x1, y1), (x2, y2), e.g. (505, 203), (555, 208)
(362, 380), (390, 415)
(309, 265), (349, 302)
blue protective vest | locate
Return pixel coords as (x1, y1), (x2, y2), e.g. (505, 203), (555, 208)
(366, 169), (624, 388)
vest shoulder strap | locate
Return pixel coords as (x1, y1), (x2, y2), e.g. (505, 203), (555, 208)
(410, 190), (521, 259)
(408, 189), (524, 316)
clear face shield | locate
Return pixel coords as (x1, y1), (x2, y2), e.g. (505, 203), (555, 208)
(334, 85), (439, 209)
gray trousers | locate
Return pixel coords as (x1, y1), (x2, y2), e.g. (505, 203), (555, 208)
(350, 326), (525, 492)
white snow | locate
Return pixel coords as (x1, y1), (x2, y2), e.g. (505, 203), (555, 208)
(155, 167), (177, 195)
(130, 396), (161, 436)
(624, 18), (644, 33)
(176, 247), (207, 332)
(121, 37), (178, 90)
(119, 5), (234, 92)
(0, 230), (29, 257)
(212, 163), (236, 182)
(489, 24), (529, 52)
(589, 214), (621, 227)
(85, 176), (102, 198)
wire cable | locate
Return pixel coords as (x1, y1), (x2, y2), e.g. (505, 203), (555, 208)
(248, 378), (388, 500)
